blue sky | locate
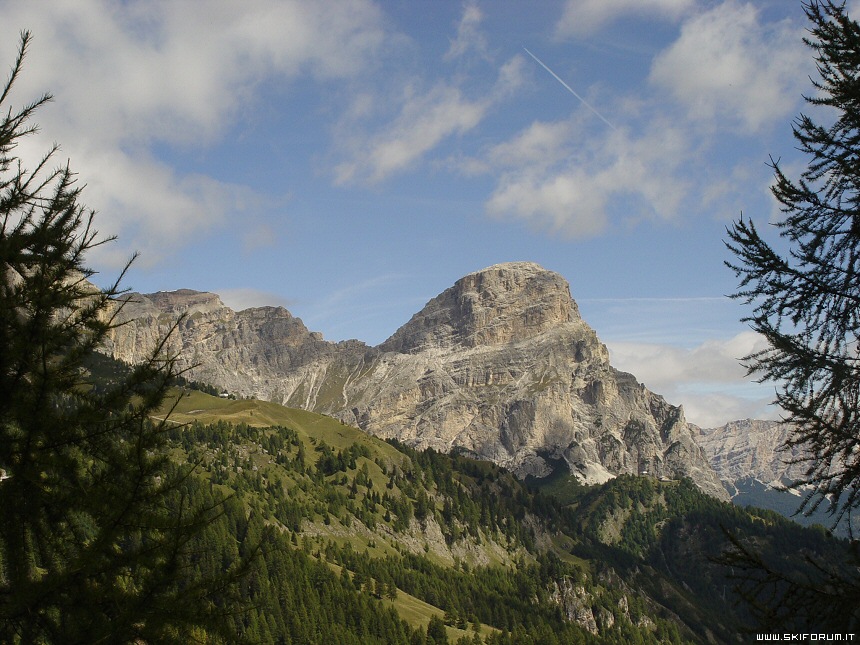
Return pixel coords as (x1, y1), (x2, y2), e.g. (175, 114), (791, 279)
(1, 0), (842, 427)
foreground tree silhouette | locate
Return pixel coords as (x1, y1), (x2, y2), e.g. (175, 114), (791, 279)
(727, 0), (860, 533)
(724, 0), (860, 629)
(0, 33), (245, 643)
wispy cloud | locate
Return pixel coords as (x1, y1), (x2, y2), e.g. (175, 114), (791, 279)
(478, 115), (692, 237)
(581, 296), (729, 304)
(331, 1), (525, 186)
(445, 2), (488, 61)
(333, 53), (526, 185)
(579, 295), (744, 346)
(334, 84), (490, 185)
(242, 223), (279, 254)
(302, 273), (418, 343)
(456, 0), (809, 240)
(218, 288), (296, 312)
(555, 0), (694, 37)
(0, 0), (387, 264)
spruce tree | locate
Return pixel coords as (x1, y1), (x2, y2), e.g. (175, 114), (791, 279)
(726, 0), (860, 528)
(724, 1), (860, 629)
(0, 32), (240, 643)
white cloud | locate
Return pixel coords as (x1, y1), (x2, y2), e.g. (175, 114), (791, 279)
(577, 297), (781, 426)
(218, 288), (295, 312)
(445, 2), (488, 61)
(0, 0), (387, 264)
(334, 54), (525, 185)
(71, 146), (258, 266)
(487, 167), (610, 237)
(335, 84), (488, 185)
(556, 0), (694, 37)
(495, 55), (528, 100)
(330, 0), (528, 187)
(677, 392), (778, 429)
(606, 331), (777, 427)
(465, 1), (810, 239)
(480, 116), (692, 237)
(485, 120), (575, 170)
(609, 331), (767, 385)
(649, 1), (808, 133)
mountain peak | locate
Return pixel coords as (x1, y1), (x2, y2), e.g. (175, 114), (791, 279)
(102, 262), (728, 500)
(380, 262), (580, 353)
(469, 260), (547, 274)
(122, 289), (225, 318)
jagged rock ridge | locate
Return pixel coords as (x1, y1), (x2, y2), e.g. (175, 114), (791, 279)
(105, 289), (368, 399)
(104, 262), (728, 500)
(694, 419), (805, 486)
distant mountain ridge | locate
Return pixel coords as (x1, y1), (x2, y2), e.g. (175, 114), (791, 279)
(104, 262), (728, 500)
(692, 419), (860, 536)
(694, 419), (805, 486)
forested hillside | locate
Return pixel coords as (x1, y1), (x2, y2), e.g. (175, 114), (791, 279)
(149, 384), (858, 643)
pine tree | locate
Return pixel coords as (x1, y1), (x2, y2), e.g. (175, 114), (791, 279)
(0, 32), (244, 643)
(427, 615), (449, 645)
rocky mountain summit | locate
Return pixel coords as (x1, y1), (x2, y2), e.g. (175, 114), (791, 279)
(105, 288), (368, 396)
(104, 262), (727, 500)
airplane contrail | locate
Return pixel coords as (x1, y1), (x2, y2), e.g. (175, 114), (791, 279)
(523, 47), (616, 131)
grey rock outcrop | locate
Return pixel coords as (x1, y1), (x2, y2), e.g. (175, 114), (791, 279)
(549, 579), (598, 634)
(694, 419), (805, 486)
(104, 289), (368, 400)
(103, 262), (728, 500)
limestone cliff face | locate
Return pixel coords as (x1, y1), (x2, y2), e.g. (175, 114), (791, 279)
(104, 289), (368, 401)
(379, 262), (577, 352)
(104, 262), (727, 500)
(694, 419), (805, 485)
